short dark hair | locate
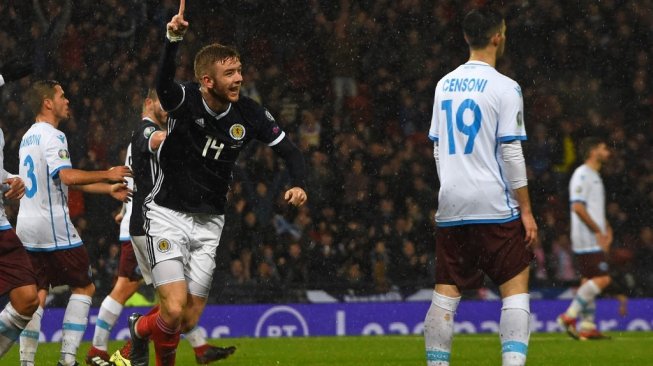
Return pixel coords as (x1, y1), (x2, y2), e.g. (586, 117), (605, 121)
(579, 136), (604, 160)
(462, 8), (504, 49)
(26, 80), (60, 115)
(194, 43), (241, 81)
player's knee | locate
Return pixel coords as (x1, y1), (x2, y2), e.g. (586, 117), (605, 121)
(160, 300), (185, 322)
(15, 293), (39, 317)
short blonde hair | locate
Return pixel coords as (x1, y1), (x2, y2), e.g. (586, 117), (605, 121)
(142, 88), (159, 113)
(194, 43), (240, 81)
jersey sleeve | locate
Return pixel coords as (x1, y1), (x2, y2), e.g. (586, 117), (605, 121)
(44, 132), (73, 178)
(497, 82), (527, 142)
(134, 122), (161, 155)
(255, 106), (285, 146)
(569, 170), (588, 204)
(428, 83), (441, 142)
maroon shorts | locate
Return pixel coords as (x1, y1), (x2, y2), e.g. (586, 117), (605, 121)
(28, 245), (93, 290)
(118, 240), (142, 281)
(0, 229), (37, 295)
(575, 252), (609, 278)
(435, 219), (534, 290)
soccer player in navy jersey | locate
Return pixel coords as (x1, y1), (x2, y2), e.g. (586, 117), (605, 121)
(127, 2), (307, 365)
(87, 90), (235, 365)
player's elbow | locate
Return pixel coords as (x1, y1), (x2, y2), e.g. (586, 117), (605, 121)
(57, 169), (74, 185)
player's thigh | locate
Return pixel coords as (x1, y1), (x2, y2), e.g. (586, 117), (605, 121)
(118, 240), (143, 282)
(144, 201), (191, 274)
(435, 226), (485, 290)
(131, 236), (153, 285)
(479, 220), (534, 287)
(575, 252), (609, 279)
(49, 245), (93, 289)
(186, 214), (225, 294)
(0, 229), (37, 296)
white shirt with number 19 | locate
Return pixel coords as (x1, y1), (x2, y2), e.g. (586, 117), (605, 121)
(428, 61), (527, 226)
(17, 122), (82, 251)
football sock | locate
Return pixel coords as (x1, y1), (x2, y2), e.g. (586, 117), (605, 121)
(0, 302), (32, 356)
(92, 296), (123, 351)
(134, 304), (162, 339)
(500, 293), (530, 366)
(19, 306), (43, 366)
(60, 294), (92, 365)
(579, 300), (597, 331)
(565, 280), (600, 319)
(152, 315), (181, 366)
(184, 326), (208, 349)
(424, 291), (460, 366)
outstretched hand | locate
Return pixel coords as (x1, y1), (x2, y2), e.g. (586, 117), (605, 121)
(284, 187), (307, 207)
(110, 182), (132, 203)
(167, 0), (189, 40)
(106, 165), (133, 183)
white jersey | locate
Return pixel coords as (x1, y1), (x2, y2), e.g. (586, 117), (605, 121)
(0, 129), (12, 230)
(17, 122), (81, 251)
(569, 164), (606, 253)
(429, 61), (527, 226)
(118, 143), (133, 241)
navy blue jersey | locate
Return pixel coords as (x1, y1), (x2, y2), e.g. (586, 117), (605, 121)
(152, 82), (286, 214)
(130, 118), (161, 236)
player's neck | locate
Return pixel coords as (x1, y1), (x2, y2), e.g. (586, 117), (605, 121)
(201, 89), (229, 114)
(585, 159), (602, 172)
(35, 112), (59, 128)
(468, 49), (497, 68)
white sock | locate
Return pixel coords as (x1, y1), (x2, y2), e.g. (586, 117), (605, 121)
(500, 293), (530, 366)
(424, 291), (460, 366)
(60, 294), (92, 365)
(19, 306), (43, 366)
(184, 326), (207, 348)
(565, 280), (601, 318)
(0, 302), (32, 357)
(92, 296), (123, 351)
(579, 300), (597, 331)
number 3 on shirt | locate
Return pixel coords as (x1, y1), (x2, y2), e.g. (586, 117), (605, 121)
(441, 98), (482, 155)
(23, 155), (37, 198)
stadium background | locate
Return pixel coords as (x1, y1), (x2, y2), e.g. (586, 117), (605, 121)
(1, 0), (653, 310)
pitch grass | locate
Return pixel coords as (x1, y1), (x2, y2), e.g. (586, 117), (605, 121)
(3, 332), (652, 365)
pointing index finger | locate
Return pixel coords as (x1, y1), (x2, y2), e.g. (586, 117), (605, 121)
(178, 0), (185, 17)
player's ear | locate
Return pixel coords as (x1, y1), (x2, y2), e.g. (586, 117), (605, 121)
(43, 98), (53, 111)
(202, 74), (216, 89)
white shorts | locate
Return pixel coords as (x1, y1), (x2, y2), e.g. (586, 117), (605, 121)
(130, 236), (153, 285)
(144, 200), (225, 297)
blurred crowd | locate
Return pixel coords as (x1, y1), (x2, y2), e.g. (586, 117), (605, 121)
(1, 0), (653, 304)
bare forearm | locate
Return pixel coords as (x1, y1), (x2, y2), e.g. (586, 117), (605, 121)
(71, 182), (111, 194)
(572, 203), (602, 233)
(59, 168), (109, 186)
(513, 186), (533, 215)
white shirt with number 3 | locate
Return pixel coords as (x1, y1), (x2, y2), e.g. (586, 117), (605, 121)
(17, 122), (81, 251)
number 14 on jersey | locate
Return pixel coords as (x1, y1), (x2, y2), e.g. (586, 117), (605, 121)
(202, 135), (224, 160)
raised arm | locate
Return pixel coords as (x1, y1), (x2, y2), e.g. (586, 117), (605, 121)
(156, 0), (188, 111)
